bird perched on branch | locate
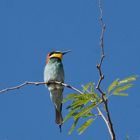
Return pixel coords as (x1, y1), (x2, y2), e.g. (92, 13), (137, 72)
(44, 50), (70, 132)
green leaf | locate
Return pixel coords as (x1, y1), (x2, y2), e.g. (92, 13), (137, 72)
(108, 75), (138, 94)
(69, 104), (84, 111)
(90, 82), (95, 93)
(78, 93), (96, 101)
(82, 112), (95, 118)
(82, 82), (95, 93)
(113, 93), (128, 96)
(66, 100), (86, 110)
(74, 103), (96, 120)
(112, 84), (133, 94)
(119, 75), (138, 85)
(108, 79), (119, 93)
(63, 109), (76, 123)
(66, 93), (97, 110)
(77, 118), (94, 135)
(68, 118), (79, 135)
(63, 110), (75, 123)
(64, 93), (95, 104)
(82, 83), (91, 93)
(63, 93), (80, 103)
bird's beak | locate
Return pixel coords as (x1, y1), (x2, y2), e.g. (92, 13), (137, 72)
(62, 50), (71, 55)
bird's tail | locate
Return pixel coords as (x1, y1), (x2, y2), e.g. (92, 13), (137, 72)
(55, 104), (63, 132)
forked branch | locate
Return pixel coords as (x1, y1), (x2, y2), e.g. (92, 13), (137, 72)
(96, 0), (116, 140)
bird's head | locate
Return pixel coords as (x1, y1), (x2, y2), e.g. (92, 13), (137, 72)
(46, 50), (70, 63)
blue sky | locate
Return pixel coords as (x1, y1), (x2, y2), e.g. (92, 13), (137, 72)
(0, 0), (140, 139)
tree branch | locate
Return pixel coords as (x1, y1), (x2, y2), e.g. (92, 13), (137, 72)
(96, 0), (116, 140)
(0, 81), (83, 95)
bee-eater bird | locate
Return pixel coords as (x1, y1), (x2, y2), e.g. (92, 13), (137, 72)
(44, 50), (70, 132)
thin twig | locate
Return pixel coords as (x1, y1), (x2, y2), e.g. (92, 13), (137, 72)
(96, 0), (116, 140)
(97, 107), (113, 137)
(104, 100), (115, 140)
(0, 81), (83, 95)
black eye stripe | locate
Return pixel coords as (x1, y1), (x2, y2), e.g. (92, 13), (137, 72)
(49, 51), (61, 56)
(49, 51), (54, 56)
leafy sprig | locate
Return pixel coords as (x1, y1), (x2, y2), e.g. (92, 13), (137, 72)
(63, 75), (138, 135)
